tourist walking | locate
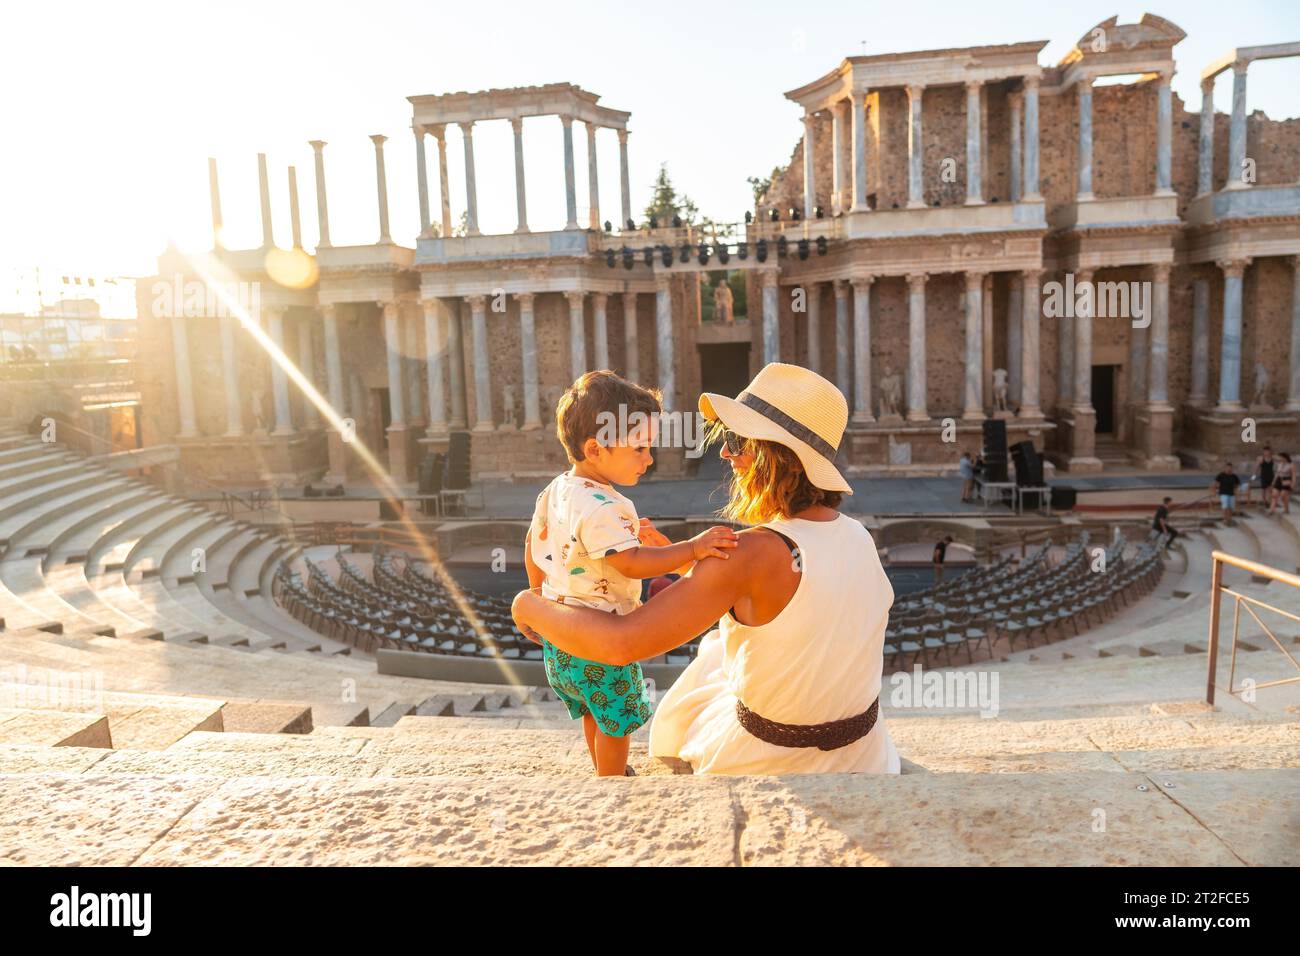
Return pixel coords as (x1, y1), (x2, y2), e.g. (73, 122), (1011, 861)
(1212, 462), (1241, 524)
(1269, 453), (1293, 515)
(1153, 497), (1178, 549)
(933, 535), (953, 583)
(959, 450), (975, 504)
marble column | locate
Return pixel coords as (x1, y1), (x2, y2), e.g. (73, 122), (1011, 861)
(414, 125), (430, 237)
(1057, 301), (1074, 412)
(370, 134), (391, 243)
(1148, 264), (1171, 405)
(170, 315), (198, 438)
(447, 302), (466, 427)
(851, 277), (874, 423)
(1190, 275), (1211, 404)
(1128, 322), (1148, 418)
(1022, 77), (1041, 200)
(381, 302), (405, 428)
(511, 118), (529, 233)
(1155, 73), (1174, 195)
(1289, 258), (1300, 410)
(831, 102), (846, 215)
(308, 141), (330, 247)
(592, 293), (609, 369)
(1009, 92), (1023, 203)
(905, 273), (928, 420)
(1077, 79), (1094, 200)
(287, 168), (303, 249)
(515, 293), (541, 429)
(851, 90), (869, 212)
(1007, 280), (1024, 405)
(219, 315), (242, 436)
(906, 85), (925, 208)
(617, 130), (632, 228)
(566, 290), (587, 378)
(1227, 62), (1249, 190)
(802, 113), (817, 218)
(297, 316), (319, 427)
(655, 277), (675, 411)
(459, 122), (480, 235)
(257, 153), (274, 249)
(805, 282), (821, 374)
(1073, 270), (1094, 411)
(433, 126), (453, 237)
(209, 157), (223, 249)
(266, 308), (294, 435)
(622, 292), (639, 381)
(964, 272), (986, 419)
(586, 122), (601, 230)
(1019, 271), (1043, 418)
(422, 299), (447, 433)
(467, 295), (492, 430)
(1197, 78), (1215, 196)
(762, 271), (780, 366)
(561, 116), (578, 229)
(965, 81), (984, 205)
(322, 304), (346, 482)
(1217, 259), (1249, 407)
(833, 280), (850, 397)
(403, 312), (422, 426)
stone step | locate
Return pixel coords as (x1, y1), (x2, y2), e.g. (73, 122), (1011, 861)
(0, 707), (112, 748)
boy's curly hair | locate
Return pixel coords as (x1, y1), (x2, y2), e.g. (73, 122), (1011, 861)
(555, 370), (662, 462)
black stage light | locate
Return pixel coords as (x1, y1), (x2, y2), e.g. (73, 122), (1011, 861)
(814, 205), (824, 219)
(777, 235), (788, 258)
(660, 245), (672, 267)
(737, 243), (748, 260)
(626, 218), (636, 231)
(622, 247), (633, 270)
(603, 220), (612, 233)
(606, 249), (616, 267)
(644, 247), (655, 266)
(756, 239), (768, 262)
(744, 211), (753, 224)
(672, 215), (682, 228)
(649, 216), (658, 229)
(679, 244), (690, 263)
(698, 243), (710, 265)
(718, 245), (730, 265)
(932, 200), (940, 207)
(789, 207), (801, 221)
(798, 238), (809, 260)
(816, 235), (827, 256)
(768, 209), (779, 222)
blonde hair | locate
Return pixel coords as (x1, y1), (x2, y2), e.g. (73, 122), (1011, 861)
(705, 419), (843, 525)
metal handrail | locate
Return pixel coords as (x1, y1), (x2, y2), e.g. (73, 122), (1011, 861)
(1205, 549), (1300, 704)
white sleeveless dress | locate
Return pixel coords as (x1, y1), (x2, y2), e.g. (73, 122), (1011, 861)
(649, 513), (900, 775)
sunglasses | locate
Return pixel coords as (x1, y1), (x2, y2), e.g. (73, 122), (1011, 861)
(721, 428), (748, 455)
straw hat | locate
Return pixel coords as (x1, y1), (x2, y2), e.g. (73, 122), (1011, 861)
(699, 362), (852, 494)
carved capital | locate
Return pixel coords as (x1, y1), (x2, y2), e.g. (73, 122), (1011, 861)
(515, 292), (535, 311)
(906, 273), (928, 293)
(465, 294), (487, 312)
(1217, 258), (1251, 279)
(564, 290), (586, 309)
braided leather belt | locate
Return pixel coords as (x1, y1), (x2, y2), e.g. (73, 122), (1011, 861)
(735, 696), (880, 752)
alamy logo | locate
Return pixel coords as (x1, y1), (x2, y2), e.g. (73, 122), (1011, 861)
(49, 886), (151, 936)
(1042, 273), (1151, 328)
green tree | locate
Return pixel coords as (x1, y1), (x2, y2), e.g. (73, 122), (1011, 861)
(642, 164), (698, 227)
(747, 165), (785, 205)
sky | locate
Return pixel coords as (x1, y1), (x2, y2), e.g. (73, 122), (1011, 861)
(2, 0), (1297, 316)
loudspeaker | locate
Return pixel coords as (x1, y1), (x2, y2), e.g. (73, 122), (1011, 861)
(1010, 440), (1045, 486)
(981, 419), (1009, 483)
(1050, 486), (1077, 511)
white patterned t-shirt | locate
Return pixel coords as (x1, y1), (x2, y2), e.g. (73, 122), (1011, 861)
(529, 471), (643, 615)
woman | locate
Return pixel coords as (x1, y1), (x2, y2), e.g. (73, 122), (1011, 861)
(1270, 452), (1293, 515)
(512, 363), (899, 775)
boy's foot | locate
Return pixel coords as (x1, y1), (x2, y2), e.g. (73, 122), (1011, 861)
(624, 765), (636, 777)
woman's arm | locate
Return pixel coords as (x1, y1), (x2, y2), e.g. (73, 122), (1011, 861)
(522, 529), (544, 590)
(512, 535), (757, 665)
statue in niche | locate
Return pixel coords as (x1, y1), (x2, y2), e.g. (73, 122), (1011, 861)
(878, 366), (903, 420)
(250, 384), (268, 435)
(1251, 362), (1272, 409)
(501, 384), (518, 429)
(713, 281), (735, 323)
(993, 368), (1010, 413)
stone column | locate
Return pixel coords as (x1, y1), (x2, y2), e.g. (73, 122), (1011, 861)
(1155, 72), (1174, 195)
(655, 277), (675, 411)
(447, 302), (467, 427)
(1058, 300), (1074, 412)
(1009, 92), (1023, 202)
(964, 272), (986, 419)
(208, 157), (223, 249)
(370, 134), (391, 243)
(467, 295), (492, 430)
(512, 118), (529, 233)
(1077, 79), (1094, 200)
(257, 152), (274, 249)
(833, 280), (850, 397)
(1022, 77), (1041, 200)
(266, 308), (294, 435)
(516, 293), (541, 429)
(851, 277), (874, 423)
(1226, 62), (1249, 190)
(906, 85), (925, 208)
(1149, 264), (1171, 405)
(404, 311), (422, 427)
(169, 315), (199, 438)
(802, 113), (817, 218)
(831, 102), (846, 215)
(762, 270), (780, 366)
(1003, 282), (1024, 405)
(433, 125), (453, 237)
(219, 315), (242, 436)
(592, 293), (609, 369)
(1019, 271), (1042, 418)
(851, 90), (869, 212)
(287, 167), (303, 249)
(1217, 259), (1250, 407)
(308, 140), (330, 247)
(965, 81), (984, 205)
(805, 282), (821, 374)
(1128, 322), (1148, 420)
(1190, 274), (1211, 404)
(322, 304), (346, 482)
(297, 315), (319, 427)
(586, 122), (601, 230)
(414, 125), (430, 237)
(905, 273), (928, 420)
(459, 122), (480, 235)
(1197, 78), (1215, 196)
(617, 130), (632, 228)
(1289, 258), (1300, 410)
(422, 299), (447, 433)
(382, 302), (405, 428)
(1073, 270), (1094, 411)
(566, 290), (587, 379)
(623, 292), (639, 381)
(561, 116), (579, 229)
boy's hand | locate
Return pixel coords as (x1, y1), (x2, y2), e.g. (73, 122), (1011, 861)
(690, 526), (739, 561)
(637, 517), (672, 549)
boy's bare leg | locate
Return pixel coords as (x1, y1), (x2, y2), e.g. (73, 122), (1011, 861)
(581, 712), (599, 769)
(593, 728), (631, 777)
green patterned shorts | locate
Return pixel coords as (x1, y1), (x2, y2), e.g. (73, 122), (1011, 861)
(542, 638), (650, 737)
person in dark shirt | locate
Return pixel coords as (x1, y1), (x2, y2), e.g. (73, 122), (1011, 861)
(932, 535), (953, 583)
(1152, 496), (1178, 549)
(1211, 463), (1241, 524)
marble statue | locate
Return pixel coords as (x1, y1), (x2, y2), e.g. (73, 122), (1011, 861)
(1252, 361), (1271, 408)
(713, 282), (735, 323)
(879, 366), (903, 420)
(501, 384), (517, 428)
(993, 368), (1010, 412)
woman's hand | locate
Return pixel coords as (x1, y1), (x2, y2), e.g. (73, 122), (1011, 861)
(637, 517), (672, 548)
(511, 588), (545, 645)
(690, 525), (740, 561)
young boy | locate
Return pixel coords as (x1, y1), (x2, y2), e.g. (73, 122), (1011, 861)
(522, 370), (737, 777)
